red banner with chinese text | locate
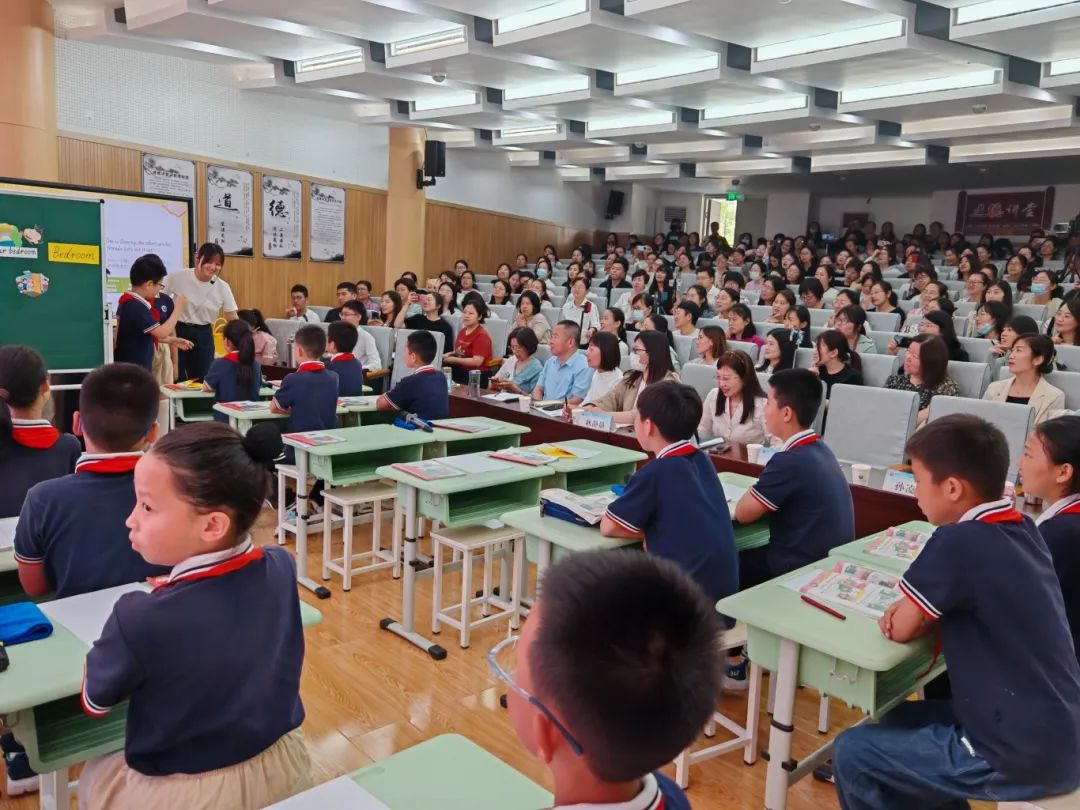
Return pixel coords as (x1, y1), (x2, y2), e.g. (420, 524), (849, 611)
(955, 188), (1054, 236)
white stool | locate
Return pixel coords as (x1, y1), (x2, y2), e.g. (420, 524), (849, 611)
(275, 463), (334, 544)
(430, 524), (525, 649)
(1000, 790), (1080, 810)
(674, 622), (762, 788)
(321, 481), (399, 590)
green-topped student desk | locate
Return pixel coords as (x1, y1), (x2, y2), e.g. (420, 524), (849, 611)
(828, 520), (937, 575)
(213, 401), (351, 436)
(375, 454), (549, 660)
(280, 425), (436, 599)
(500, 505), (640, 572)
(532, 439), (646, 494)
(0, 517), (21, 606)
(424, 417), (530, 459)
(716, 559), (946, 810)
(719, 472), (772, 553)
(341, 395), (397, 426)
(1, 596), (321, 810)
(161, 385), (275, 430)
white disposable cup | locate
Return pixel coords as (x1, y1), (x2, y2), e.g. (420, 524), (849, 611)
(747, 443), (763, 464)
(517, 396), (531, 413)
(852, 463), (872, 486)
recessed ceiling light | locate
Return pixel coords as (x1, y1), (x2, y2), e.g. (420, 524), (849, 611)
(978, 167), (989, 173)
(808, 122), (821, 131)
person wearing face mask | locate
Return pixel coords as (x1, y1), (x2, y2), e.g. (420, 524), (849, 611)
(627, 292), (655, 333)
(973, 301), (1010, 343)
(745, 260), (767, 294)
(1020, 270), (1064, 321)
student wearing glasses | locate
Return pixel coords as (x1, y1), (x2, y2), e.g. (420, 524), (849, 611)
(585, 331), (678, 426)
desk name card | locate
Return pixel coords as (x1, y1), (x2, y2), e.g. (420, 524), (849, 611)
(574, 411), (615, 433)
(882, 469), (916, 497)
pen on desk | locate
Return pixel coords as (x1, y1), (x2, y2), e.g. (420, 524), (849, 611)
(801, 595), (847, 620)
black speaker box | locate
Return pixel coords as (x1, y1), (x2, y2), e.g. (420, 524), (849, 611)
(425, 140), (446, 177)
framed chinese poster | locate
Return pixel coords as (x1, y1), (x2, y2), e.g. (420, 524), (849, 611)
(955, 188), (1054, 236)
(206, 166), (254, 256)
(262, 175), (302, 259)
(309, 184), (345, 262)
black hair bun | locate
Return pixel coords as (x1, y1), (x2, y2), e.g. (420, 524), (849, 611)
(241, 422), (283, 464)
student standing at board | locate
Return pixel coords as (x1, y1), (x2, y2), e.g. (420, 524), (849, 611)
(114, 254), (191, 372)
(163, 243), (239, 381)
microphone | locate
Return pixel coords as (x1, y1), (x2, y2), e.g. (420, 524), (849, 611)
(210, 276), (217, 285)
(404, 412), (434, 432)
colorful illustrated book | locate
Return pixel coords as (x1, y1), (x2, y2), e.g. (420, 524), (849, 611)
(864, 526), (931, 563)
(799, 562), (903, 618)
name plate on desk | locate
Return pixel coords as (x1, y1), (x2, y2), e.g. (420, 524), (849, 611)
(882, 469), (916, 497)
(574, 411), (615, 433)
(756, 447), (779, 466)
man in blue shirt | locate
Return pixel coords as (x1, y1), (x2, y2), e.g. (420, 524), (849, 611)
(377, 331), (448, 421)
(530, 321), (593, 405)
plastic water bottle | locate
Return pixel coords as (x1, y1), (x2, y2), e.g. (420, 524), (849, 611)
(468, 369), (482, 397)
(285, 336), (295, 368)
(443, 368), (453, 391)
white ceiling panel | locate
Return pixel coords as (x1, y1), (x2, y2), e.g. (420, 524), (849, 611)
(901, 104), (1076, 142)
(945, 3), (1080, 62)
(293, 60), (479, 106)
(839, 80), (1069, 122)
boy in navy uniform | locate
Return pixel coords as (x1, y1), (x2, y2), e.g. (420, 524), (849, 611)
(114, 254), (189, 372)
(496, 551), (723, 810)
(271, 324), (339, 463)
(601, 381), (738, 609)
(14, 362), (170, 597)
(833, 415), (1080, 809)
(734, 368), (853, 587)
(376, 330), (448, 421)
(326, 321), (365, 396)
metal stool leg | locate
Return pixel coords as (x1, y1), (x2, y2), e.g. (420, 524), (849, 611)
(460, 548), (474, 649)
(431, 537), (444, 635)
(342, 503), (355, 591)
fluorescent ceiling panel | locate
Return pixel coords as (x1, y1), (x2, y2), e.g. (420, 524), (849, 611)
(587, 110), (675, 131)
(703, 95), (808, 120)
(949, 134), (1080, 161)
(503, 74), (591, 100)
(1049, 56), (1080, 76)
(756, 19), (904, 62)
(388, 26), (467, 56)
(559, 166), (592, 181)
(955, 0), (1079, 24)
(498, 0), (588, 34)
(811, 148), (929, 171)
(294, 49), (364, 73)
(605, 164), (682, 179)
(840, 69), (999, 103)
(616, 52), (720, 86)
(413, 92), (479, 111)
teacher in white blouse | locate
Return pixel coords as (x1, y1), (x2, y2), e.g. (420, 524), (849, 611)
(163, 242), (238, 381)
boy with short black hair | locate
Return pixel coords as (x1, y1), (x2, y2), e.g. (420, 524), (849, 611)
(326, 321), (365, 396)
(602, 381), (738, 608)
(114, 254), (189, 371)
(376, 331), (447, 420)
(324, 281), (358, 322)
(271, 325), (339, 462)
(14, 363), (170, 598)
(497, 550), (723, 810)
(834, 414), (1080, 809)
(735, 368), (853, 587)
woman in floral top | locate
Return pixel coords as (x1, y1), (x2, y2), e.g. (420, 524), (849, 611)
(884, 334), (959, 425)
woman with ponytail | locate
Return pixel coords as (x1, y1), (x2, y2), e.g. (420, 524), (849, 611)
(203, 319), (262, 422)
(0, 345), (80, 517)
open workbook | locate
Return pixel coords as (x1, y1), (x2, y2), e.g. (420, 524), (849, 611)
(863, 526), (932, 564)
(789, 562), (903, 619)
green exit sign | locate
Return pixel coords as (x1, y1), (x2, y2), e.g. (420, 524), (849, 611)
(726, 192), (745, 201)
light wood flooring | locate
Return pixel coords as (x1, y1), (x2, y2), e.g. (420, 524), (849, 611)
(0, 509), (993, 810)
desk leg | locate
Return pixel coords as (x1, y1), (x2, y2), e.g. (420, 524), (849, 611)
(763, 638), (799, 810)
(168, 398), (176, 432)
(295, 448), (331, 599)
(38, 769), (69, 810)
(379, 485), (447, 660)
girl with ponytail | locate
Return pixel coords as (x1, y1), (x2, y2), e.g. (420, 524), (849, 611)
(202, 319), (262, 422)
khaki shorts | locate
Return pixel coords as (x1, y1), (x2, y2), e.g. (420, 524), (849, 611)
(151, 343), (174, 386)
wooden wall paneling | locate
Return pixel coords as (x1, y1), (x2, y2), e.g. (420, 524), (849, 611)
(57, 137), (140, 191)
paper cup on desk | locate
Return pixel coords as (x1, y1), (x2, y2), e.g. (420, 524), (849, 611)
(746, 443), (763, 464)
(517, 396), (531, 413)
(852, 463), (872, 486)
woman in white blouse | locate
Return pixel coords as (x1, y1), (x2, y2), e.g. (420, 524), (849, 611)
(582, 332), (624, 405)
(560, 276), (601, 347)
(697, 349), (774, 446)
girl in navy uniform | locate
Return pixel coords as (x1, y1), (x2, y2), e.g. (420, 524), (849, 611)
(78, 422), (311, 809)
(0, 345), (80, 518)
(202, 320), (262, 422)
(1021, 415), (1080, 660)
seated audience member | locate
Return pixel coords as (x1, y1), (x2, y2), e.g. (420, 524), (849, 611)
(444, 300), (493, 385)
(285, 284), (321, 323)
(833, 414), (1080, 810)
(324, 282), (357, 322)
(561, 276), (600, 347)
(613, 270), (647, 312)
(799, 278), (826, 310)
(532, 321), (593, 406)
(690, 325), (727, 366)
(1020, 270), (1064, 321)
(734, 368), (853, 586)
(498, 551), (723, 810)
(586, 331), (678, 426)
(639, 314), (682, 372)
(673, 300), (701, 338)
(237, 309), (279, 366)
(767, 289), (796, 325)
(915, 310), (969, 362)
(599, 256), (632, 290)
(514, 290), (550, 344)
(339, 301), (384, 372)
(456, 269), (478, 301)
(696, 267), (720, 309)
(15, 363), (169, 598)
(488, 279), (511, 307)
(984, 334), (1065, 422)
(726, 304), (765, 349)
(371, 290), (403, 327)
(114, 254), (189, 371)
(1050, 295), (1080, 346)
(203, 320), (262, 420)
(600, 307), (629, 356)
(972, 300), (1010, 342)
(684, 284), (713, 318)
(989, 314), (1040, 360)
(758, 328), (798, 374)
(834, 304), (877, 355)
(627, 292), (656, 332)
(581, 332), (624, 406)
(784, 305), (813, 348)
(812, 330), (864, 398)
(0, 345), (80, 519)
(438, 281), (459, 315)
(377, 330), (448, 421)
(714, 288), (739, 319)
(355, 280), (381, 318)
(602, 382), (738, 607)
(325, 321), (365, 396)
(491, 327), (543, 396)
(884, 334), (958, 425)
(868, 281), (906, 329)
(271, 325), (339, 464)
(403, 288), (454, 348)
(826, 289), (860, 329)
(699, 350), (771, 446)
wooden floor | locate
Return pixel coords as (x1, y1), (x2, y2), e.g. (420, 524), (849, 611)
(0, 509), (993, 810)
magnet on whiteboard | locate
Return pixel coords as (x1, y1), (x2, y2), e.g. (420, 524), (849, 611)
(16, 270), (49, 298)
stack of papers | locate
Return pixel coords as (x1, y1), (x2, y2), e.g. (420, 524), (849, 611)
(482, 392), (520, 403)
(392, 460), (465, 481)
(491, 447), (557, 466)
(339, 396), (379, 408)
(864, 526), (931, 563)
(218, 401), (267, 412)
(536, 443), (601, 460)
(431, 419), (491, 433)
(285, 432), (346, 447)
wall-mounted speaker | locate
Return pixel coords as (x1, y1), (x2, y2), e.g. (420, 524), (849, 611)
(425, 140), (446, 178)
(605, 189), (625, 220)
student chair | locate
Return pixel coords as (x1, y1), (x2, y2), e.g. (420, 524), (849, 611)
(673, 334), (697, 366)
(309, 305), (331, 319)
(362, 324), (394, 371)
(728, 340), (760, 362)
(948, 360), (992, 398)
(389, 329), (445, 388)
(430, 523), (526, 648)
(484, 317), (511, 361)
(927, 396), (1034, 482)
(954, 301), (976, 317)
(681, 362), (715, 402)
(795, 347), (815, 369)
(533, 344), (552, 366)
(859, 353), (899, 388)
(748, 305), (772, 323)
(953, 315), (971, 338)
(540, 306), (561, 333)
(868, 330), (897, 354)
(823, 385), (918, 468)
(865, 311), (902, 332)
(1014, 303), (1049, 322)
(808, 309), (832, 327)
(957, 336), (994, 363)
(321, 481), (399, 590)
(266, 318), (321, 365)
(1047, 370), (1080, 410)
(674, 622), (761, 788)
(488, 304), (514, 321)
(275, 464), (336, 544)
(1054, 343), (1080, 372)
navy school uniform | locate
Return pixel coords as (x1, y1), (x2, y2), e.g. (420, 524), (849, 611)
(900, 499), (1080, 786)
(204, 352), (263, 423)
(114, 292), (159, 371)
(327, 352), (365, 396)
(384, 365), (449, 421)
(13, 453), (169, 598)
(153, 292), (174, 324)
(1037, 493), (1080, 661)
(605, 440), (738, 606)
(273, 361), (339, 463)
(0, 420), (81, 518)
(82, 541), (305, 776)
(747, 429), (854, 576)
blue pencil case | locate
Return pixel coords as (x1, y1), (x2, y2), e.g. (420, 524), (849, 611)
(0, 602), (53, 646)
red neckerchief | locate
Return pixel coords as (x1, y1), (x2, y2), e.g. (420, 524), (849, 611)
(75, 453), (141, 475)
(657, 440), (696, 459)
(973, 502), (1024, 524)
(150, 542), (264, 590)
(330, 353), (356, 363)
(10, 419), (60, 449)
(297, 361), (325, 373)
(223, 351), (239, 364)
(1058, 501), (1080, 517)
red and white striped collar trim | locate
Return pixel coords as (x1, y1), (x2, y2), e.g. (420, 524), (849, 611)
(119, 291), (153, 309)
(155, 537), (263, 588)
(75, 452), (143, 475)
(330, 353), (356, 363)
(414, 365), (438, 375)
(781, 429), (818, 452)
(10, 418), (61, 449)
(1037, 493), (1080, 525)
(656, 440), (696, 459)
(552, 774), (663, 810)
(959, 498), (1023, 524)
(296, 361), (325, 373)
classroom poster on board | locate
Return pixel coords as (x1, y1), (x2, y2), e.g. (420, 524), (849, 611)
(206, 166), (254, 256)
(141, 154), (196, 219)
(262, 175), (302, 259)
(309, 184), (345, 262)
(102, 198), (189, 309)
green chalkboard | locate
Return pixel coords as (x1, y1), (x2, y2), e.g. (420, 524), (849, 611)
(0, 191), (105, 371)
